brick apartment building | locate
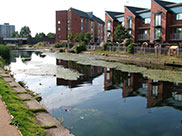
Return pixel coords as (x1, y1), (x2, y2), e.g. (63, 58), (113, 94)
(105, 0), (182, 44)
(56, 8), (104, 43)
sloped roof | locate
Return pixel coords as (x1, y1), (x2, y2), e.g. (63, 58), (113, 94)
(71, 8), (104, 24)
(153, 0), (176, 11)
(71, 8), (90, 19)
(105, 11), (124, 20)
(125, 6), (148, 16)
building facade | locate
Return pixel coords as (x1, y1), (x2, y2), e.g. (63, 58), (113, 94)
(0, 23), (15, 38)
(56, 8), (104, 43)
(105, 0), (182, 44)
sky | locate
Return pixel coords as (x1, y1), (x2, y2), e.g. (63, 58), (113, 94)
(0, 0), (181, 36)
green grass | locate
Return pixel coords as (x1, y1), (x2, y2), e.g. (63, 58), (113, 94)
(0, 77), (48, 136)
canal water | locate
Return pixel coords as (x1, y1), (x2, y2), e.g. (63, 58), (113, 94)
(8, 50), (182, 136)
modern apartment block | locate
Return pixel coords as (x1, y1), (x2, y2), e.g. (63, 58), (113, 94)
(105, 0), (182, 44)
(56, 8), (104, 43)
(0, 23), (15, 38)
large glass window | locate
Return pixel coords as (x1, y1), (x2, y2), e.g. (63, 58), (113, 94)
(154, 28), (161, 39)
(176, 13), (182, 20)
(144, 18), (151, 24)
(81, 19), (83, 32)
(176, 28), (182, 33)
(107, 21), (111, 31)
(127, 17), (132, 29)
(155, 14), (161, 26)
(107, 32), (111, 41)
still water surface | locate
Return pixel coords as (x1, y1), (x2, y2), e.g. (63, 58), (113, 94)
(9, 50), (182, 136)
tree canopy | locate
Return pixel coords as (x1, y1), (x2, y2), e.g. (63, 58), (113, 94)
(20, 26), (31, 38)
(68, 33), (73, 42)
(47, 32), (56, 38)
(84, 32), (91, 44)
(35, 32), (46, 38)
(11, 31), (20, 38)
(114, 24), (130, 43)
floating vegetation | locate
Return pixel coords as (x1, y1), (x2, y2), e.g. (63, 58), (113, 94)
(54, 53), (182, 83)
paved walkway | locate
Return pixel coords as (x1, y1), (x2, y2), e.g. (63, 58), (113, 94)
(0, 96), (20, 136)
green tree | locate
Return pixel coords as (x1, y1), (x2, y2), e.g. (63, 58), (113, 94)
(47, 32), (56, 38)
(35, 32), (46, 38)
(68, 33), (73, 42)
(84, 32), (91, 44)
(20, 26), (31, 38)
(79, 33), (84, 42)
(114, 24), (130, 43)
(74, 33), (80, 42)
(11, 31), (20, 38)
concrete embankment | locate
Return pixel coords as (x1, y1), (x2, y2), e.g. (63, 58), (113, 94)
(0, 68), (73, 136)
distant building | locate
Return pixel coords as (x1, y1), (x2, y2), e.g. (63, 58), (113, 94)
(0, 23), (15, 38)
(56, 8), (105, 43)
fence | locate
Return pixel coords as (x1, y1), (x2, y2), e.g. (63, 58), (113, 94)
(86, 45), (182, 56)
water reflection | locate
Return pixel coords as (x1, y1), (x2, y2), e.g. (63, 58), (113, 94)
(9, 51), (182, 136)
(104, 68), (182, 110)
(56, 59), (103, 88)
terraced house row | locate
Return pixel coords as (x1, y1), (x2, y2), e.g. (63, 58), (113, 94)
(105, 0), (182, 44)
(56, 8), (104, 43)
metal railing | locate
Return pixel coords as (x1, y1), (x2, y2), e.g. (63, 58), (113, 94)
(86, 45), (182, 56)
(138, 34), (150, 41)
(170, 33), (182, 40)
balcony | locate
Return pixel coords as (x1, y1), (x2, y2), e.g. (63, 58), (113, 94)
(170, 33), (182, 41)
(138, 34), (150, 41)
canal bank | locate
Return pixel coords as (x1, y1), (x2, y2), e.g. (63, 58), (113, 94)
(0, 66), (73, 136)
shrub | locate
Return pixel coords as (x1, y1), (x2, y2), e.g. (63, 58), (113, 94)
(54, 42), (67, 48)
(103, 42), (113, 50)
(123, 39), (133, 46)
(127, 43), (136, 54)
(72, 42), (86, 53)
(0, 44), (10, 60)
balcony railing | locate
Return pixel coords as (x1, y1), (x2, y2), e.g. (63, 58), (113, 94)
(138, 34), (150, 41)
(170, 33), (182, 41)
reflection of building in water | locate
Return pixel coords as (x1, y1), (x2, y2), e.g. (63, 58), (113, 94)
(104, 68), (182, 110)
(56, 59), (103, 88)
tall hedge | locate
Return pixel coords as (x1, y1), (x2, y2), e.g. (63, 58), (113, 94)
(0, 44), (10, 60)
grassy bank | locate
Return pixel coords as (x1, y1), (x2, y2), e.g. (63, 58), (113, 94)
(0, 55), (47, 136)
(88, 50), (182, 66)
(0, 77), (47, 136)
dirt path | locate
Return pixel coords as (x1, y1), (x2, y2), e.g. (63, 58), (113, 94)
(0, 96), (20, 136)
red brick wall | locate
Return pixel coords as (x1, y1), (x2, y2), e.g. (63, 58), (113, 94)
(150, 0), (167, 43)
(124, 7), (136, 42)
(56, 11), (68, 42)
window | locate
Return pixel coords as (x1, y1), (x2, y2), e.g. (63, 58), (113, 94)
(58, 20), (60, 25)
(155, 13), (161, 26)
(68, 27), (70, 31)
(121, 21), (124, 26)
(85, 21), (87, 32)
(129, 30), (132, 35)
(127, 17), (132, 29)
(144, 18), (151, 24)
(58, 28), (60, 31)
(81, 18), (83, 32)
(107, 21), (111, 31)
(67, 20), (70, 24)
(58, 34), (60, 39)
(107, 32), (111, 41)
(154, 28), (161, 39)
(176, 13), (182, 20)
(176, 28), (182, 33)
